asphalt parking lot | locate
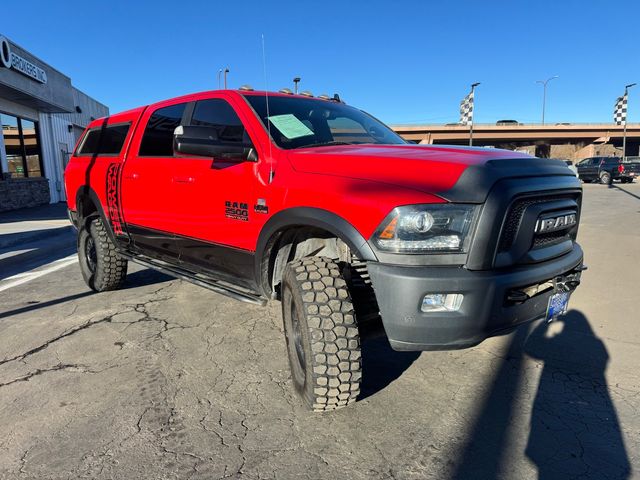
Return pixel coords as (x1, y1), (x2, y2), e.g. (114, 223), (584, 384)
(0, 182), (638, 480)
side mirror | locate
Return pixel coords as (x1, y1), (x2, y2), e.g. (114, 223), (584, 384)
(173, 125), (257, 161)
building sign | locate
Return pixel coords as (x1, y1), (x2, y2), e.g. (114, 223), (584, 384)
(0, 36), (47, 84)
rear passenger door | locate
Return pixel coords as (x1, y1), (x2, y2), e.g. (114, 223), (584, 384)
(120, 101), (189, 261)
(70, 121), (133, 247)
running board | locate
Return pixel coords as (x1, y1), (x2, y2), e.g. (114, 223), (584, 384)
(123, 254), (267, 306)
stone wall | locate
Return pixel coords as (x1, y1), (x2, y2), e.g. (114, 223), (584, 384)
(0, 176), (51, 212)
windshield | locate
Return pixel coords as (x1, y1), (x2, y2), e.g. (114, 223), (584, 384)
(243, 94), (406, 150)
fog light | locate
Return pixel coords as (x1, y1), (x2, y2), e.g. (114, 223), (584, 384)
(421, 293), (464, 312)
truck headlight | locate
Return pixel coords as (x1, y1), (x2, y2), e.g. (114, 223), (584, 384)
(373, 204), (477, 253)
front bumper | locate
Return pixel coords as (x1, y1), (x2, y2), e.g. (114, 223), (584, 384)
(367, 244), (584, 351)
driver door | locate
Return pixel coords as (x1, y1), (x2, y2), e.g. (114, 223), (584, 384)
(168, 97), (259, 285)
(576, 158), (595, 180)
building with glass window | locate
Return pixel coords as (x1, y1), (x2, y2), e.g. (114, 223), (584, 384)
(0, 34), (108, 212)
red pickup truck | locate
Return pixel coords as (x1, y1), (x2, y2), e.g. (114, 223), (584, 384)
(65, 89), (585, 411)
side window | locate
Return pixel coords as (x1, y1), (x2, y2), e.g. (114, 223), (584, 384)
(139, 103), (187, 156)
(191, 99), (245, 143)
(76, 124), (130, 156)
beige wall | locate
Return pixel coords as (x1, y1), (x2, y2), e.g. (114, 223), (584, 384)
(549, 143), (622, 162)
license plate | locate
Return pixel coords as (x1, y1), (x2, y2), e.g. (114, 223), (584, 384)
(546, 291), (570, 321)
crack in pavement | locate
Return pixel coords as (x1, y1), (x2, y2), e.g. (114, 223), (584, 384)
(0, 363), (88, 388)
(0, 286), (175, 367)
(0, 315), (114, 367)
(0, 286), (190, 390)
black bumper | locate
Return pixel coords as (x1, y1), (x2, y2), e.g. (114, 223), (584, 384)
(367, 244), (584, 351)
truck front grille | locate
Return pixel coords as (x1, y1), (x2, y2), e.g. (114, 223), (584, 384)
(498, 193), (579, 253)
(532, 230), (571, 249)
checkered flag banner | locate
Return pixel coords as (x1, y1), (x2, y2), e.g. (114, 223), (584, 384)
(459, 91), (474, 125)
(614, 93), (627, 126)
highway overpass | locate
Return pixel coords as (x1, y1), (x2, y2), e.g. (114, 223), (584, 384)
(391, 123), (640, 160)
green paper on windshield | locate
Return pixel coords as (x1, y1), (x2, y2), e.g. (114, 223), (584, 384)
(268, 114), (314, 139)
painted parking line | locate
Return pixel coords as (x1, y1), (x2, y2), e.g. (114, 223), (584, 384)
(0, 255), (78, 292)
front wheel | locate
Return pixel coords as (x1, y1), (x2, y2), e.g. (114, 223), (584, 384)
(78, 216), (128, 292)
(281, 257), (362, 412)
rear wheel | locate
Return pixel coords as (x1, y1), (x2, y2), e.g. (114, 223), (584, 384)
(281, 257), (362, 412)
(78, 217), (128, 292)
(600, 171), (612, 185)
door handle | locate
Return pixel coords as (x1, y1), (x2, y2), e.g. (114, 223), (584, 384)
(173, 176), (195, 184)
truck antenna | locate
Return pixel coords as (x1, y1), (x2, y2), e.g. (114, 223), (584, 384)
(262, 34), (274, 183)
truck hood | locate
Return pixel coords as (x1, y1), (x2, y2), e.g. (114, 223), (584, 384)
(286, 144), (534, 195)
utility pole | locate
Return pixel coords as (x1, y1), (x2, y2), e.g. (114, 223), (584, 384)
(622, 83), (636, 160)
(536, 76), (558, 125)
(469, 82), (480, 146)
(223, 67), (230, 89)
(293, 77), (301, 94)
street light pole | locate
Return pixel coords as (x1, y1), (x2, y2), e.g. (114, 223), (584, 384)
(217, 69), (223, 89)
(293, 77), (301, 94)
(469, 82), (480, 146)
(223, 67), (230, 89)
(622, 83), (636, 160)
(536, 75), (558, 125)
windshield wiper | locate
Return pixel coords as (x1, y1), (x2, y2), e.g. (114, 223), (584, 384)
(294, 141), (356, 149)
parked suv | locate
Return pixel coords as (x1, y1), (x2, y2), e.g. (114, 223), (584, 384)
(576, 156), (639, 184)
(65, 89), (585, 411)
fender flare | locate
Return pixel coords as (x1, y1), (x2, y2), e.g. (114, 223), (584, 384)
(75, 186), (122, 246)
(254, 207), (378, 294)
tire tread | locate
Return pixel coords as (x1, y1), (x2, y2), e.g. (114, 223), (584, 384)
(284, 257), (362, 412)
(85, 217), (127, 291)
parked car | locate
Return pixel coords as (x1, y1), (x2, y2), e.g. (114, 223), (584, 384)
(64, 89), (585, 412)
(575, 156), (639, 184)
(564, 160), (579, 177)
(549, 159), (578, 177)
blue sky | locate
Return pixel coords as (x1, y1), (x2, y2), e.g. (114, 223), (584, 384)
(3, 0), (639, 124)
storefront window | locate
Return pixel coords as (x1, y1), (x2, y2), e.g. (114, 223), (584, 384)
(21, 119), (42, 177)
(1, 113), (44, 178)
(2, 114), (24, 177)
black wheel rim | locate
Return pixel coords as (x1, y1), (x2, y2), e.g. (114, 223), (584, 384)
(85, 236), (97, 273)
(290, 302), (306, 372)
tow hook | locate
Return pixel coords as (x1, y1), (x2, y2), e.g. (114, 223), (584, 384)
(553, 275), (580, 293)
(506, 265), (586, 305)
(552, 267), (584, 295)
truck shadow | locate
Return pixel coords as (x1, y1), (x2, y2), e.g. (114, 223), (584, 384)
(450, 311), (631, 479)
(0, 269), (172, 321)
(612, 184), (640, 201)
(123, 268), (174, 290)
(358, 321), (421, 401)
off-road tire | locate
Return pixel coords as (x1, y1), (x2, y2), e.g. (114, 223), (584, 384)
(281, 257), (362, 412)
(600, 171), (612, 185)
(78, 217), (127, 292)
